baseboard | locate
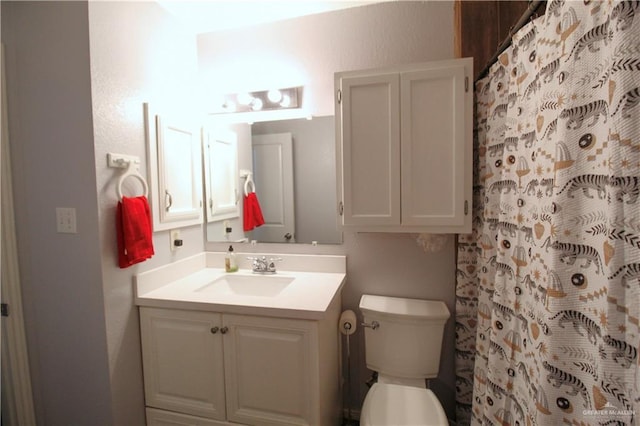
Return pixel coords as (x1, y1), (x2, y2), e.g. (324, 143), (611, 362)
(343, 407), (361, 422)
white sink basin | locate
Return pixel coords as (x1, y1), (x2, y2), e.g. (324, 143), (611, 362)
(195, 274), (295, 297)
(135, 253), (347, 319)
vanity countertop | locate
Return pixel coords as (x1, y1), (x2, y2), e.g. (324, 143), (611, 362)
(135, 252), (346, 320)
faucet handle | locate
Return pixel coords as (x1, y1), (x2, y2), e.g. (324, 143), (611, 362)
(268, 257), (283, 267)
(266, 257), (282, 272)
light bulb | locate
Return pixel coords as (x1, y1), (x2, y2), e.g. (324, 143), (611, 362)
(237, 93), (253, 105)
(267, 89), (282, 103)
(280, 94), (291, 108)
(251, 98), (264, 111)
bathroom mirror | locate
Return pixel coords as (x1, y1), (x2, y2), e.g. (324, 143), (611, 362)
(205, 115), (342, 245)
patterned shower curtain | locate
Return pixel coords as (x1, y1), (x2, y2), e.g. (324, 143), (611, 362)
(455, 1), (640, 424)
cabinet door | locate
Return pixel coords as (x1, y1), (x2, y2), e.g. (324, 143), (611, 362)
(400, 63), (469, 227)
(144, 103), (203, 231)
(140, 308), (226, 421)
(338, 73), (400, 226)
(156, 116), (203, 224)
(204, 129), (239, 222)
(222, 314), (318, 426)
(336, 59), (472, 233)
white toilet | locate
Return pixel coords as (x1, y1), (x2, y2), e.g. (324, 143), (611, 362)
(359, 294), (450, 426)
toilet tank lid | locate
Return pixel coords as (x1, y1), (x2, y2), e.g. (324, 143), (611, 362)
(359, 295), (450, 320)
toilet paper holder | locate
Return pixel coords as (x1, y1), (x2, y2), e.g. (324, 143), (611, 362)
(361, 320), (379, 330)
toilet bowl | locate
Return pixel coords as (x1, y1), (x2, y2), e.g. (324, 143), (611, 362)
(360, 383), (448, 426)
(358, 294), (451, 426)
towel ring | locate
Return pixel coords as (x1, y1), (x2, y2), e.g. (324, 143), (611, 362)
(244, 178), (256, 196)
(117, 161), (149, 200)
(244, 174), (256, 196)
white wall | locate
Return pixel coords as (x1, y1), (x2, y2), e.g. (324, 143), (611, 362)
(88, 2), (204, 425)
(3, 1), (459, 423)
(198, 2), (456, 117)
(200, 2), (459, 419)
(3, 1), (205, 424)
(1, 2), (113, 423)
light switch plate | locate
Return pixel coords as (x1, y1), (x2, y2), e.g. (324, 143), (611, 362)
(56, 207), (77, 234)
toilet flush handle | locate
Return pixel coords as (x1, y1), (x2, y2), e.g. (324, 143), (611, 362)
(361, 320), (380, 330)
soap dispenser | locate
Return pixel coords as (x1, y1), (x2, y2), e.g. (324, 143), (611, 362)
(225, 245), (238, 272)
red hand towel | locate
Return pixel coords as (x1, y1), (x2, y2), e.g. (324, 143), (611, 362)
(243, 192), (265, 232)
(116, 196), (154, 268)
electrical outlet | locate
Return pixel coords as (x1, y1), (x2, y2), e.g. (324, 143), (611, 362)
(170, 229), (182, 251)
(56, 207), (77, 234)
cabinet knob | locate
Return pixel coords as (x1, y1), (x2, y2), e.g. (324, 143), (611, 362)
(210, 326), (219, 334)
(220, 326), (229, 334)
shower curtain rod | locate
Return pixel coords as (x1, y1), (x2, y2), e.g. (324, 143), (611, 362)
(475, 0), (546, 82)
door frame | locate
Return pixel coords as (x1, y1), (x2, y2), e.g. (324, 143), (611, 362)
(1, 42), (37, 426)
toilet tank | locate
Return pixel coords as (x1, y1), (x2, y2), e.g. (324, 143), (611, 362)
(359, 294), (450, 379)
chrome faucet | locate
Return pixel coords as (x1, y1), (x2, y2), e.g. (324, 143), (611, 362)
(247, 256), (282, 274)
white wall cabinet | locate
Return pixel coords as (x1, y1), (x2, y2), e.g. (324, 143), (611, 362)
(335, 58), (473, 233)
(140, 305), (341, 426)
(145, 103), (203, 231)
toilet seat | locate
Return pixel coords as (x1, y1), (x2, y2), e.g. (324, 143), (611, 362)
(360, 383), (448, 426)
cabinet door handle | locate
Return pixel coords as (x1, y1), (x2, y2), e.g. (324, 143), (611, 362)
(165, 189), (173, 211)
(210, 326), (219, 334)
(220, 326), (229, 334)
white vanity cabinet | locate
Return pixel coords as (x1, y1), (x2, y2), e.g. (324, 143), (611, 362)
(335, 58), (473, 234)
(140, 305), (341, 426)
(140, 309), (226, 422)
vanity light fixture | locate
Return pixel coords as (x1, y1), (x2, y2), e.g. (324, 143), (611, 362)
(216, 86), (301, 114)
